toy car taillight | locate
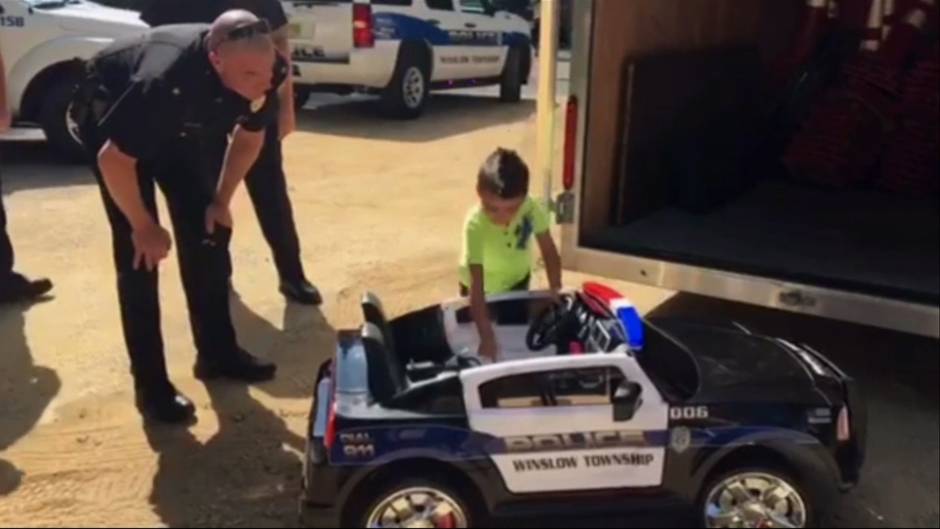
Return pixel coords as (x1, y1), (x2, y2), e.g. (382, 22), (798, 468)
(837, 406), (851, 443)
(324, 402), (338, 450)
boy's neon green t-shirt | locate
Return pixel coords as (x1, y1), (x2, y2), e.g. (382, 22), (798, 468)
(459, 197), (551, 294)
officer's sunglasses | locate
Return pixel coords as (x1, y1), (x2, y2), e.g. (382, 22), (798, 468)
(225, 19), (271, 42)
(217, 19), (273, 51)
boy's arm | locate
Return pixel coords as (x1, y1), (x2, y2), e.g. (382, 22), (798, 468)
(537, 232), (562, 294)
(469, 265), (499, 361)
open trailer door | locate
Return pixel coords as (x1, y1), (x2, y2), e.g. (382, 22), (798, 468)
(547, 0), (939, 338)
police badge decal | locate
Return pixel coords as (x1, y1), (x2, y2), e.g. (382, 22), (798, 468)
(670, 427), (692, 454)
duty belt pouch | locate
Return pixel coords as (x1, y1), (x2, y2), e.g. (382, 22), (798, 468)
(69, 63), (112, 141)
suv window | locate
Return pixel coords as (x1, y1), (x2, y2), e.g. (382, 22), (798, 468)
(426, 0), (455, 10)
(460, 0), (489, 14)
(480, 368), (626, 409)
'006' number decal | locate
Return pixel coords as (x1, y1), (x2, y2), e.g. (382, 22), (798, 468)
(670, 406), (709, 421)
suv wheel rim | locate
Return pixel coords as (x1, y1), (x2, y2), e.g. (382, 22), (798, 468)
(704, 472), (807, 528)
(367, 487), (468, 528)
(403, 67), (425, 109)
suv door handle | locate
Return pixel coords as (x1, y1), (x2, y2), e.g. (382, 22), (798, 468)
(426, 18), (441, 26)
(465, 22), (477, 28)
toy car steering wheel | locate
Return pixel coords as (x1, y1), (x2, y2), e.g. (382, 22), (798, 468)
(526, 294), (576, 351)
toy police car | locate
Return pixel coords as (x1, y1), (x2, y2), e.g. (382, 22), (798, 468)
(300, 283), (866, 528)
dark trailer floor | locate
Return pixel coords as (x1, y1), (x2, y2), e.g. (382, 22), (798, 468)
(586, 179), (940, 305)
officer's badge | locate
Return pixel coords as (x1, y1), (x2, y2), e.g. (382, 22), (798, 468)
(670, 427), (692, 454)
(250, 95), (267, 113)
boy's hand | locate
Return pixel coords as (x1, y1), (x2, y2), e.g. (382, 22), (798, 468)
(479, 335), (499, 362)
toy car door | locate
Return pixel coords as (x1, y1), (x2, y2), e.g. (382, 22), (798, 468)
(462, 355), (669, 493)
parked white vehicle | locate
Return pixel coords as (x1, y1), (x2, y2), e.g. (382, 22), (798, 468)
(0, 0), (144, 158)
(286, 0), (532, 118)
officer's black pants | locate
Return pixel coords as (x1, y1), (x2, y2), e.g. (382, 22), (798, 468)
(0, 172), (13, 278)
(244, 126), (305, 283)
(92, 156), (239, 392)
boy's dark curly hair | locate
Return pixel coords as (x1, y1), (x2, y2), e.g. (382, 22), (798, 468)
(477, 148), (530, 199)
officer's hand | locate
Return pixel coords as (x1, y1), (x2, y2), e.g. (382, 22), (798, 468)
(0, 108), (11, 133)
(205, 201), (233, 235)
(132, 223), (172, 272)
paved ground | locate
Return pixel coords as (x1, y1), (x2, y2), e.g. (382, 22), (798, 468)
(0, 84), (937, 528)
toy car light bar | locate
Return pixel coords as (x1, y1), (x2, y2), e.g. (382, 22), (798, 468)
(583, 282), (645, 351)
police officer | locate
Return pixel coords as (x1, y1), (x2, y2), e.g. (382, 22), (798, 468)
(0, 43), (53, 304)
(72, 10), (284, 423)
(141, 0), (321, 306)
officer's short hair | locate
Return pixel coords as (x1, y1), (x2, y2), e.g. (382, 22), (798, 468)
(478, 148), (529, 199)
(207, 9), (272, 52)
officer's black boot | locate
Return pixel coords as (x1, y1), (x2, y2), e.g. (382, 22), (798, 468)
(279, 278), (322, 306)
(194, 348), (277, 383)
(135, 383), (196, 425)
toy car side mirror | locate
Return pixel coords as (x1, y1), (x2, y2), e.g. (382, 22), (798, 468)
(612, 381), (643, 422)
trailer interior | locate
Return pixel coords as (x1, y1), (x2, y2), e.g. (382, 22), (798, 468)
(576, 0), (939, 305)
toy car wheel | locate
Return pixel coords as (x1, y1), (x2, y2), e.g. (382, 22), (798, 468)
(699, 468), (814, 528)
(361, 480), (474, 528)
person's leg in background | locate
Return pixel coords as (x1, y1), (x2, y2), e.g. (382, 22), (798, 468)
(157, 157), (276, 383)
(0, 168), (53, 303)
(244, 124), (321, 305)
(0, 175), (12, 278)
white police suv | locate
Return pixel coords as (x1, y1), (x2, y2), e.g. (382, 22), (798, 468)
(285, 0), (532, 118)
(0, 0), (145, 157)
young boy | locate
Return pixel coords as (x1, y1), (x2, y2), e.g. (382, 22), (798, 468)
(460, 148), (562, 361)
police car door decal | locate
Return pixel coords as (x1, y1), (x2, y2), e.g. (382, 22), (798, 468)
(0, 3), (26, 28)
(463, 357), (669, 494)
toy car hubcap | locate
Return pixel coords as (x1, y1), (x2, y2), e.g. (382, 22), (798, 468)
(704, 473), (807, 528)
(403, 67), (425, 108)
(367, 487), (468, 528)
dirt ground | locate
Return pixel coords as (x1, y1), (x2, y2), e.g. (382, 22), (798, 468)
(0, 92), (937, 528)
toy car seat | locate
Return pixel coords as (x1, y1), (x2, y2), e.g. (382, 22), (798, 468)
(362, 293), (396, 354)
(361, 323), (407, 402)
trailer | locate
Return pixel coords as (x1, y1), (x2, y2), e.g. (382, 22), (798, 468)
(536, 0), (939, 338)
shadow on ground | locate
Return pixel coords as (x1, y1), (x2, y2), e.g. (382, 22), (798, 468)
(0, 142), (92, 194)
(0, 299), (61, 498)
(145, 295), (335, 528)
(296, 94), (536, 143)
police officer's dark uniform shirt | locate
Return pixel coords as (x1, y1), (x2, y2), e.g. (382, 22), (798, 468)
(141, 0), (289, 33)
(89, 24), (287, 163)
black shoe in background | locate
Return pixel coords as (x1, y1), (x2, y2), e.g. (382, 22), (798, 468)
(0, 273), (53, 304)
(279, 278), (322, 306)
(135, 384), (196, 425)
(194, 348), (277, 383)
